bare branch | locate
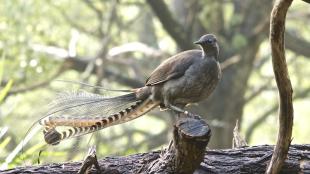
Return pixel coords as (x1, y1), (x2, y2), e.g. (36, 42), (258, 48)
(220, 54), (241, 70)
(29, 41), (166, 88)
(285, 32), (310, 58)
(65, 57), (143, 88)
(30, 42), (165, 60)
(267, 0), (294, 173)
(7, 64), (66, 96)
(108, 42), (166, 58)
(301, 0), (310, 3)
(246, 106), (278, 143)
(244, 78), (273, 103)
(31, 44), (70, 59)
(82, 0), (104, 36)
(147, 0), (193, 50)
(246, 86), (310, 143)
(48, 2), (98, 37)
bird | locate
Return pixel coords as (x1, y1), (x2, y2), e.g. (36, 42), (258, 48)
(39, 34), (222, 145)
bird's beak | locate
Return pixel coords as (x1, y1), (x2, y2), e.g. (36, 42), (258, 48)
(194, 40), (201, 45)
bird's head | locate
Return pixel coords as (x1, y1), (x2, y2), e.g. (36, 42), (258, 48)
(194, 34), (217, 46)
(194, 34), (219, 59)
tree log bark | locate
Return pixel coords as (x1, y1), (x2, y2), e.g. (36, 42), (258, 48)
(2, 144), (310, 174)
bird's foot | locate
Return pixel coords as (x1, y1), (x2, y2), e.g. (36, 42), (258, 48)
(159, 103), (168, 111)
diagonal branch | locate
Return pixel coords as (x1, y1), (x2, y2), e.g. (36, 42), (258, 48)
(82, 0), (104, 37)
(65, 57), (143, 88)
(48, 1), (98, 37)
(285, 32), (310, 58)
(246, 86), (310, 143)
(7, 64), (66, 96)
(147, 0), (193, 50)
(266, 0), (294, 173)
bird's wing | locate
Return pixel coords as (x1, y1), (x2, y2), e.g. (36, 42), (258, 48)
(145, 50), (201, 86)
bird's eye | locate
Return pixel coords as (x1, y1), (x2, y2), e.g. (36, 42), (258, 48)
(206, 39), (213, 44)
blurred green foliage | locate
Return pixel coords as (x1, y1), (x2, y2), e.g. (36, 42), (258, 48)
(0, 0), (309, 170)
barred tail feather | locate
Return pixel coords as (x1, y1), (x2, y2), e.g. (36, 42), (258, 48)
(39, 92), (139, 127)
(44, 98), (159, 145)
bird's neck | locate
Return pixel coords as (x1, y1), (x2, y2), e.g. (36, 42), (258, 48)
(202, 47), (219, 61)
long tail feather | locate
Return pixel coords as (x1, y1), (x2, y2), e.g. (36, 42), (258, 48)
(55, 80), (133, 92)
(43, 98), (159, 145)
(39, 91), (138, 127)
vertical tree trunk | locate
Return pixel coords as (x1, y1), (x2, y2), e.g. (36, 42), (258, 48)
(194, 0), (273, 148)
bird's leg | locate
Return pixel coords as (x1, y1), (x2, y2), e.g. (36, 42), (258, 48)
(166, 103), (189, 119)
(163, 96), (188, 117)
(168, 105), (189, 115)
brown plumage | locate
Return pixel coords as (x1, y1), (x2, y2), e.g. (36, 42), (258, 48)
(40, 34), (221, 145)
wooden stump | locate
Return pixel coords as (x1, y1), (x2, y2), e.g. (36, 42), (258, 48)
(144, 113), (211, 173)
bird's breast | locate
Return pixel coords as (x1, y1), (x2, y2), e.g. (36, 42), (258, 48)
(164, 60), (221, 103)
(173, 59), (221, 104)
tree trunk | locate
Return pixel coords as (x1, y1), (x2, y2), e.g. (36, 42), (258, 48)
(194, 0), (273, 148)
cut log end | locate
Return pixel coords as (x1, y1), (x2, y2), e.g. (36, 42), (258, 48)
(176, 116), (211, 139)
(145, 112), (211, 174)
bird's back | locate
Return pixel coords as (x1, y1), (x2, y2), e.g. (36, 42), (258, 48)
(146, 50), (202, 86)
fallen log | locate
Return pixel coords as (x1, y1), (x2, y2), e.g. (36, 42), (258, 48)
(2, 145), (310, 173)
